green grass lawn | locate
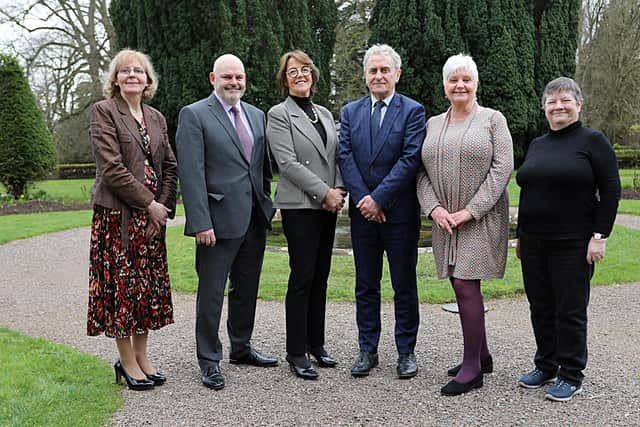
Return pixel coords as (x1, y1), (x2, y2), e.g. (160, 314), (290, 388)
(0, 210), (93, 245)
(167, 223), (640, 304)
(0, 328), (122, 427)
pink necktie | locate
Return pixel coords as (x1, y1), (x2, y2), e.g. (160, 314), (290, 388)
(231, 106), (253, 161)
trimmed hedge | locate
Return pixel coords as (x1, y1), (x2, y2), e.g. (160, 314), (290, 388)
(57, 163), (96, 179)
(615, 148), (640, 169)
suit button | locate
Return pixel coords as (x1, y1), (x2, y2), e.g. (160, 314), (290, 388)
(313, 195), (317, 200)
(305, 160), (310, 165)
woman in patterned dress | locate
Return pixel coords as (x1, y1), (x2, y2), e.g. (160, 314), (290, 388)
(416, 54), (514, 396)
(87, 49), (177, 390)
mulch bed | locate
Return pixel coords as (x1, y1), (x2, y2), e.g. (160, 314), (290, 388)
(0, 200), (92, 216)
(1, 190), (638, 216)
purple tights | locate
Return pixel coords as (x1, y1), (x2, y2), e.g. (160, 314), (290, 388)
(450, 277), (491, 383)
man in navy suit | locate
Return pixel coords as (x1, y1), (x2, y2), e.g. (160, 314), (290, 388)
(338, 44), (426, 379)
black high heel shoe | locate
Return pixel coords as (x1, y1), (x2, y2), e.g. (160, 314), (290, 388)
(114, 360), (154, 390)
(144, 371), (166, 386)
(307, 347), (338, 368)
(286, 355), (318, 380)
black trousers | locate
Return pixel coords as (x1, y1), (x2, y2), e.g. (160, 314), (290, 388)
(519, 234), (594, 385)
(281, 209), (337, 356)
(195, 208), (267, 372)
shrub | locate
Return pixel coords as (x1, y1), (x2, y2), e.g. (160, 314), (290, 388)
(0, 55), (56, 199)
(57, 163), (96, 179)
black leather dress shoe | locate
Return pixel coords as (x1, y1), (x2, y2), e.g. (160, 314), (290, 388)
(397, 353), (418, 379)
(307, 347), (338, 368)
(350, 351), (379, 377)
(202, 364), (225, 390)
(229, 347), (278, 367)
(144, 371), (167, 386)
(286, 355), (319, 380)
(447, 355), (493, 377)
(441, 373), (484, 396)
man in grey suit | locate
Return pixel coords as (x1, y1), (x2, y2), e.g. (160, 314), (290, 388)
(176, 54), (277, 391)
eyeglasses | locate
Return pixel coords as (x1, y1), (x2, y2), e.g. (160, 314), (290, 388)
(118, 67), (146, 76)
(287, 66), (312, 78)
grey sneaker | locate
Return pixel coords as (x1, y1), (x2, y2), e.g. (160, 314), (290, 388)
(545, 378), (583, 402)
(518, 367), (557, 389)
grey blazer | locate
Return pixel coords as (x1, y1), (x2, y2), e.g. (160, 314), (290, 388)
(176, 93), (273, 239)
(267, 97), (342, 209)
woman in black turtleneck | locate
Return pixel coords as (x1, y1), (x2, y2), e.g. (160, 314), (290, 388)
(267, 50), (346, 379)
(516, 77), (620, 402)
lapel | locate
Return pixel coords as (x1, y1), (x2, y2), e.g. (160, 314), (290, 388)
(371, 93), (401, 162)
(141, 103), (160, 155)
(317, 105), (337, 159)
(206, 93), (249, 166)
(285, 96), (328, 162)
(356, 97), (373, 157)
(115, 96), (148, 154)
(242, 101), (261, 165)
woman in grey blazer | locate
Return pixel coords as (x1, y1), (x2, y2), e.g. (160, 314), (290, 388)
(267, 50), (345, 379)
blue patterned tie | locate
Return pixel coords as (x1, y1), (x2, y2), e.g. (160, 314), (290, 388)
(371, 100), (385, 145)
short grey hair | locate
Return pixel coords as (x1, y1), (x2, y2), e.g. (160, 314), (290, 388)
(363, 44), (402, 71)
(442, 54), (478, 86)
(541, 77), (584, 109)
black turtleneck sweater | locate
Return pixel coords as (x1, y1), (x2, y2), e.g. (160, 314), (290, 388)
(516, 121), (621, 239)
(289, 95), (327, 146)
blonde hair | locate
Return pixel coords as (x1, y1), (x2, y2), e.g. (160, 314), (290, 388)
(103, 49), (158, 100)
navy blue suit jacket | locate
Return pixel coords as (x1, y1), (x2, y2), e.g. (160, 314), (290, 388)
(338, 93), (426, 223)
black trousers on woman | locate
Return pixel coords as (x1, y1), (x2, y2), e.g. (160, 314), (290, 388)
(519, 234), (594, 385)
(281, 209), (337, 356)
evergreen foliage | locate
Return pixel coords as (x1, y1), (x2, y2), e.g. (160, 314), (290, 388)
(109, 0), (337, 143)
(368, 0), (580, 165)
(0, 55), (56, 199)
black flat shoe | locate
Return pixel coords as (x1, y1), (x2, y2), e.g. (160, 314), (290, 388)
(202, 364), (225, 390)
(230, 347), (278, 367)
(114, 360), (154, 391)
(144, 371), (166, 386)
(441, 373), (484, 396)
(286, 355), (318, 380)
(307, 347), (338, 368)
(447, 355), (493, 377)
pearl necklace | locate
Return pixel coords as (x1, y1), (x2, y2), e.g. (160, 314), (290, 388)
(306, 104), (319, 124)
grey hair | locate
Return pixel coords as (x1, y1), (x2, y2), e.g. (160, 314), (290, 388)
(541, 77), (584, 109)
(442, 54), (478, 86)
(363, 44), (402, 71)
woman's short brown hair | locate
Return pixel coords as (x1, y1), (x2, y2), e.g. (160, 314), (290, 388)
(103, 48), (158, 100)
(276, 50), (320, 97)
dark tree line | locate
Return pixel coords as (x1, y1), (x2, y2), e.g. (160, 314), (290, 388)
(109, 0), (337, 146)
(369, 0), (580, 165)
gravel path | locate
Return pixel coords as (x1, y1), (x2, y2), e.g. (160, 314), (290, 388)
(1, 219), (639, 426)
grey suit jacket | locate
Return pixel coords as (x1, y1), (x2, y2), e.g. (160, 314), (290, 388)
(176, 92), (273, 239)
(267, 96), (342, 209)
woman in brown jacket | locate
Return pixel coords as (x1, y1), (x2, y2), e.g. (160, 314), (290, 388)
(87, 49), (177, 390)
(417, 54), (513, 396)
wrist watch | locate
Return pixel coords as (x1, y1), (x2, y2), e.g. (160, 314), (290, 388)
(593, 232), (606, 240)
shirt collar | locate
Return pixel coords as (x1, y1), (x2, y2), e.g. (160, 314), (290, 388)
(214, 92), (240, 113)
(370, 92), (395, 110)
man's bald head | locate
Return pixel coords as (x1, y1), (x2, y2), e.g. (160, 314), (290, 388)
(210, 54), (246, 104)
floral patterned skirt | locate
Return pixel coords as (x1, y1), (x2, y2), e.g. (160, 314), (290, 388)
(87, 205), (174, 338)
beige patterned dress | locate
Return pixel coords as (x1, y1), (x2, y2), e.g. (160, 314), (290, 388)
(417, 103), (513, 279)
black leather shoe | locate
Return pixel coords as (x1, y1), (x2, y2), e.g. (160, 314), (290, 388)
(441, 373), (484, 396)
(202, 364), (225, 390)
(307, 346), (338, 368)
(447, 355), (493, 377)
(229, 347), (278, 367)
(397, 353), (418, 379)
(113, 360), (154, 391)
(350, 351), (379, 377)
(286, 355), (319, 380)
(144, 371), (166, 386)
